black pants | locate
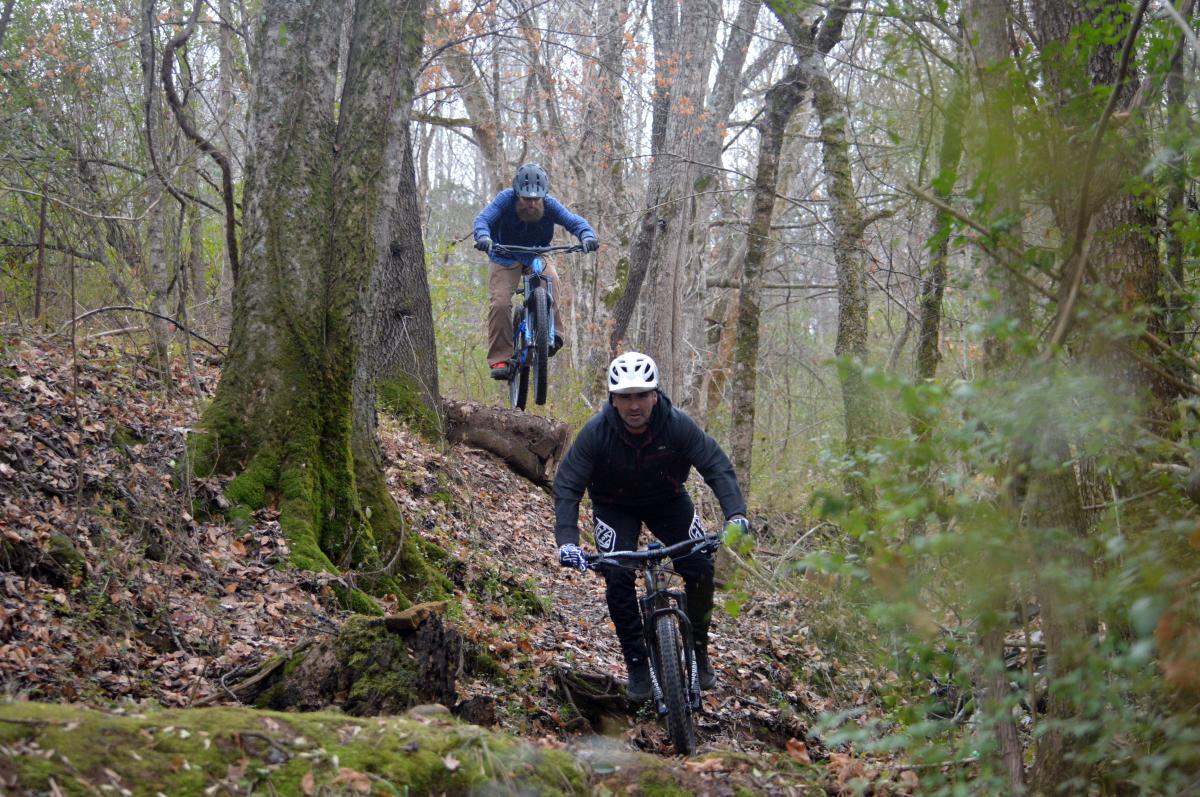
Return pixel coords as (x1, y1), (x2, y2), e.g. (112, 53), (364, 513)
(593, 493), (715, 662)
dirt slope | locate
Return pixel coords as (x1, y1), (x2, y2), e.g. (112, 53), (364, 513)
(0, 329), (901, 792)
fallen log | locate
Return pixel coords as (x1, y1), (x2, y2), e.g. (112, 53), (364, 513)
(442, 398), (571, 484)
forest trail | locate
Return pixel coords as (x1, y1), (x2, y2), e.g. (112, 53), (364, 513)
(0, 330), (888, 779)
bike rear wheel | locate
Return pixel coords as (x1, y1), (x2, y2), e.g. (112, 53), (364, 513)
(655, 613), (697, 755)
(509, 306), (529, 410)
(531, 285), (550, 405)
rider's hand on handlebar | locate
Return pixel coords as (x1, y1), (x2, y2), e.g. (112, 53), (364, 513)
(474, 236), (492, 253)
(581, 236), (599, 253)
(558, 544), (589, 572)
(723, 515), (750, 540)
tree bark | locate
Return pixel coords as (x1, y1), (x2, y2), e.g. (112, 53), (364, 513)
(729, 64), (805, 500)
(353, 0), (440, 467)
(34, 184), (47, 322)
(637, 0), (719, 397)
(140, 0), (174, 376)
(966, 0), (1030, 373)
(913, 72), (967, 383)
(610, 0), (719, 402)
(192, 0), (441, 602)
(1025, 434), (1093, 793)
(0, 0), (15, 51)
(1032, 0), (1168, 413)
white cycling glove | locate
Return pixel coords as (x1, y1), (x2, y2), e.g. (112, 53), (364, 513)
(558, 544), (588, 572)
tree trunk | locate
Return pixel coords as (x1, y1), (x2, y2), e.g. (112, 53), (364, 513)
(637, 0), (719, 399)
(967, 0), (1029, 372)
(443, 44), (505, 193)
(914, 73), (967, 383)
(729, 64), (805, 500)
(33, 184), (47, 322)
(1025, 434), (1093, 793)
(1032, 0), (1169, 414)
(0, 0), (15, 51)
(611, 0), (718, 403)
(353, 0), (440, 460)
(140, 0), (174, 377)
(229, 608), (461, 715)
(192, 0), (441, 605)
(217, 0), (237, 331)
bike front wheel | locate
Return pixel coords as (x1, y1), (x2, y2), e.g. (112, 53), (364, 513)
(531, 285), (550, 405)
(655, 613), (697, 755)
(509, 306), (530, 410)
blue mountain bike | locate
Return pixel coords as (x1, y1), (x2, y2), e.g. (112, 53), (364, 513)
(491, 243), (583, 410)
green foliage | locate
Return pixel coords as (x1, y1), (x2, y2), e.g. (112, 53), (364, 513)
(801, 361), (1200, 795)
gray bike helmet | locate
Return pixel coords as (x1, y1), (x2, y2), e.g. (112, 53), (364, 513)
(513, 163), (549, 198)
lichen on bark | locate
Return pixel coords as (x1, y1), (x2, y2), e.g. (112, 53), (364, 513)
(187, 0), (445, 609)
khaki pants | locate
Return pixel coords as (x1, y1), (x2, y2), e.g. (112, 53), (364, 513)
(487, 262), (570, 363)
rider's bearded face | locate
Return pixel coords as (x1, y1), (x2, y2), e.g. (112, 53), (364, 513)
(516, 196), (545, 223)
(611, 390), (658, 433)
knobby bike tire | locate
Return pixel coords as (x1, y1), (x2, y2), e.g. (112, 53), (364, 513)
(655, 613), (697, 755)
(510, 306), (529, 410)
(531, 285), (550, 405)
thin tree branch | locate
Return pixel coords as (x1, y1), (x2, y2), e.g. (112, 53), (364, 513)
(57, 306), (226, 352)
(162, 0), (241, 281)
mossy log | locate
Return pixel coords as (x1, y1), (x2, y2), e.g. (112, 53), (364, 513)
(0, 700), (813, 796)
(229, 604), (459, 716)
(441, 399), (571, 484)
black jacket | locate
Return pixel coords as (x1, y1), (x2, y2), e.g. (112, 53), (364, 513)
(553, 391), (747, 546)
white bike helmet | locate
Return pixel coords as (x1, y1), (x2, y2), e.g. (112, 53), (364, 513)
(607, 352), (659, 394)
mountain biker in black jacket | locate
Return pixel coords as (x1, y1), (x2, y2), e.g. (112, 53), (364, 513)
(553, 351), (750, 701)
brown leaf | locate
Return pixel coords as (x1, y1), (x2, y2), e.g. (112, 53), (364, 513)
(683, 757), (727, 773)
(786, 737), (811, 764)
(300, 770), (316, 796)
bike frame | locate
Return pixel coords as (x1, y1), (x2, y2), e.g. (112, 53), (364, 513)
(511, 256), (555, 373)
(640, 545), (702, 714)
(586, 535), (721, 715)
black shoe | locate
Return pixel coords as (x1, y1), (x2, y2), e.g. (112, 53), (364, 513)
(695, 647), (716, 690)
(489, 360), (512, 380)
(548, 335), (564, 358)
(626, 657), (652, 702)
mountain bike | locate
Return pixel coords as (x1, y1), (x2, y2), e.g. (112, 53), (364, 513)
(584, 533), (722, 756)
(490, 243), (583, 410)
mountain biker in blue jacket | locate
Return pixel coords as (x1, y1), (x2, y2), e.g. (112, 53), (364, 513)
(553, 352), (750, 702)
(473, 163), (599, 380)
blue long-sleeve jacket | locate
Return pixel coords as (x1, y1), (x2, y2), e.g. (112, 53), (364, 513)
(473, 189), (596, 267)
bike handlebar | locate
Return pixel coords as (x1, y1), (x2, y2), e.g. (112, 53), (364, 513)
(583, 534), (722, 570)
(491, 243), (586, 256)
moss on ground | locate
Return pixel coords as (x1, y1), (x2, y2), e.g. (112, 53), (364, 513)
(0, 701), (588, 796)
